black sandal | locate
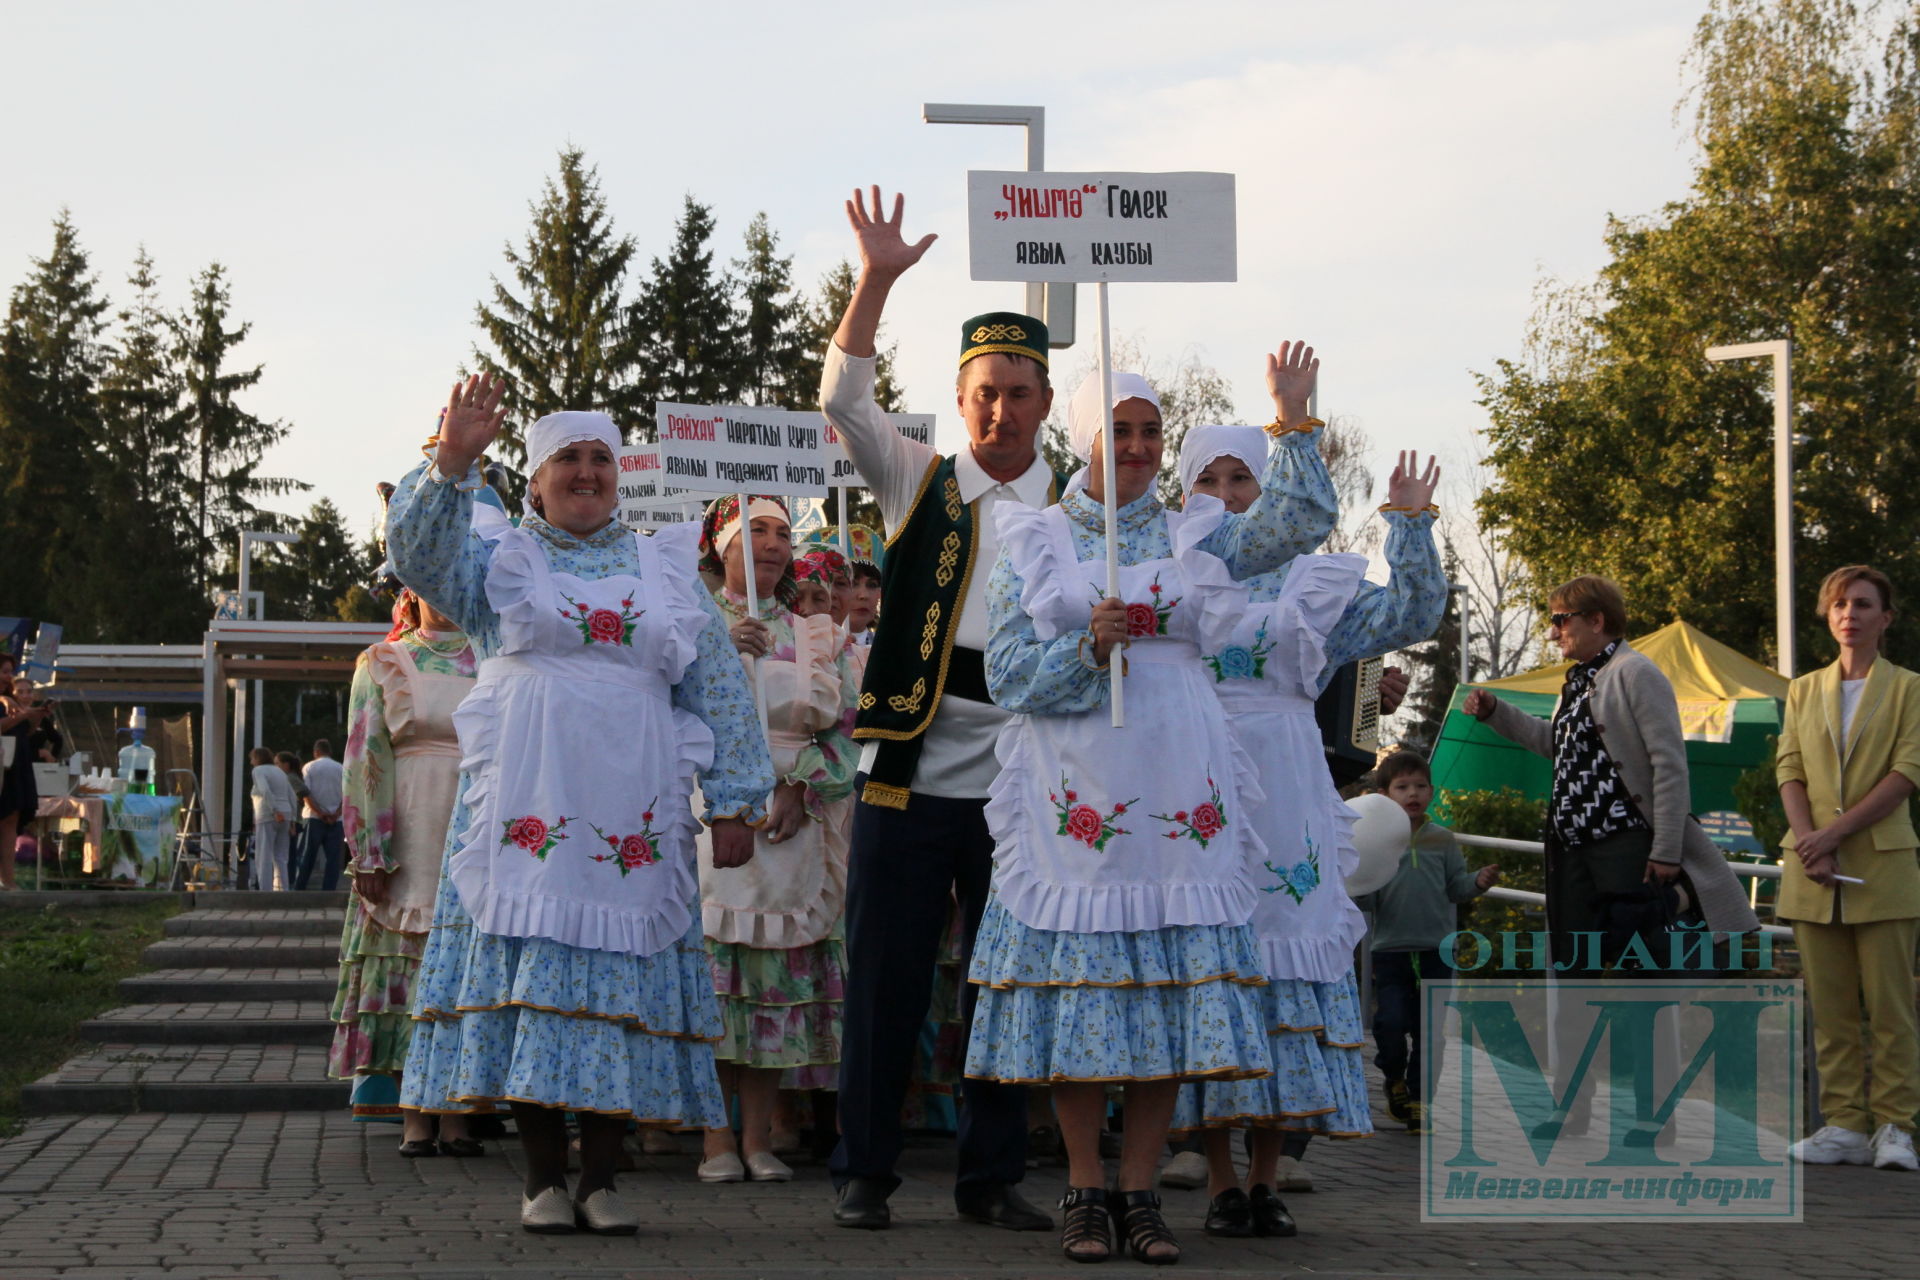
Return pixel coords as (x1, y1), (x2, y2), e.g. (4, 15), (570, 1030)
(1116, 1189), (1181, 1265)
(1059, 1186), (1112, 1263)
(397, 1138), (439, 1158)
(438, 1137), (485, 1157)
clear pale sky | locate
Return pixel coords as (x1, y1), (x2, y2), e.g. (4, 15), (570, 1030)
(1, 1), (1702, 547)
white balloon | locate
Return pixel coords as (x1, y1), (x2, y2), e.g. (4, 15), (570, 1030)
(1345, 792), (1413, 898)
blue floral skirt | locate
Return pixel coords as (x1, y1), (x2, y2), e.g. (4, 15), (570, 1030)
(400, 791), (727, 1126)
(1171, 972), (1373, 1135)
(963, 899), (1273, 1084)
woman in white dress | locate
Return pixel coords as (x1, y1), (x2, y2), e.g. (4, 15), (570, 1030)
(968, 373), (1279, 1264)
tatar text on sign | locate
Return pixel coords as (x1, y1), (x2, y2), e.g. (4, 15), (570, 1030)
(967, 170), (1237, 284)
(617, 444), (693, 527)
(822, 414), (934, 485)
(656, 404), (832, 497)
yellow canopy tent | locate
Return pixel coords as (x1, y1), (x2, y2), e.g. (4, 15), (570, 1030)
(1428, 621), (1786, 831)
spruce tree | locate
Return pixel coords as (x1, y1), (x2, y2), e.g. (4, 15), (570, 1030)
(473, 147), (641, 461)
(630, 196), (744, 439)
(93, 249), (201, 640)
(0, 211), (110, 630)
(735, 213), (815, 409)
(175, 262), (305, 597)
(254, 498), (376, 622)
(807, 260), (906, 410)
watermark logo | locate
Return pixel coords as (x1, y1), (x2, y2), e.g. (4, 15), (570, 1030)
(1421, 979), (1802, 1221)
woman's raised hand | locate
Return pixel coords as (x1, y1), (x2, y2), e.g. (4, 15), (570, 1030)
(434, 373), (509, 480)
(1386, 450), (1441, 510)
(1264, 340), (1319, 429)
(846, 186), (937, 281)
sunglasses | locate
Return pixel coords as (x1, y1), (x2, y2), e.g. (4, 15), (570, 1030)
(1547, 611), (1587, 628)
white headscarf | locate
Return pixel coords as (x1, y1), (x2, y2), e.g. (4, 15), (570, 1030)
(1066, 370), (1161, 462)
(1177, 424), (1269, 497)
(711, 496), (791, 557)
(525, 411), (621, 479)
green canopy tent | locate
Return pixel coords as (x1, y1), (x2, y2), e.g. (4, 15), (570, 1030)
(1428, 620), (1786, 847)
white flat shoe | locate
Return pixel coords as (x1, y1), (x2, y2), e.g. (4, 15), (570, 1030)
(697, 1152), (746, 1183)
(575, 1187), (640, 1235)
(745, 1151), (793, 1182)
(521, 1185), (577, 1234)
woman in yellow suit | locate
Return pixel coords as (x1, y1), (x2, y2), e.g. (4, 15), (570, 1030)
(1777, 564), (1920, 1171)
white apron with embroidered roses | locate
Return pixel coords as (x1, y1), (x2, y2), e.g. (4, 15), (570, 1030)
(1207, 555), (1371, 983)
(986, 501), (1264, 936)
(448, 517), (714, 958)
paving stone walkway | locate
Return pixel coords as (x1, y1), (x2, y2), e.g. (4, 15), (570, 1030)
(0, 1106), (1907, 1279)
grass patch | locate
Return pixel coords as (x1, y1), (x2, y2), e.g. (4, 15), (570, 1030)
(0, 899), (180, 1134)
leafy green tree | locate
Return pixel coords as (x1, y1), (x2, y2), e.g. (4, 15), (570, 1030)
(0, 212), (111, 631)
(630, 196), (744, 440)
(176, 262), (305, 597)
(1476, 0), (1920, 673)
(473, 147), (641, 461)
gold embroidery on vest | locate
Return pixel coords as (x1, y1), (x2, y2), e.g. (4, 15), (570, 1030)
(934, 531), (962, 587)
(943, 476), (963, 522)
(858, 692), (876, 710)
(970, 322), (1028, 344)
(919, 602), (942, 660)
(888, 677), (927, 714)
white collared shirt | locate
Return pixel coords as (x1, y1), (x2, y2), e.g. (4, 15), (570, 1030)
(822, 342), (1056, 798)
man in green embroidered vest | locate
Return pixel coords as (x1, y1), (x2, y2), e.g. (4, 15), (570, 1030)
(820, 185), (1340, 1233)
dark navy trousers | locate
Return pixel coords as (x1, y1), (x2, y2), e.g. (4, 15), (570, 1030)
(830, 778), (1028, 1195)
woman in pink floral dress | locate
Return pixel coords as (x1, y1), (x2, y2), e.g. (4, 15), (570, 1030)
(329, 590), (479, 1156)
(695, 497), (861, 1184)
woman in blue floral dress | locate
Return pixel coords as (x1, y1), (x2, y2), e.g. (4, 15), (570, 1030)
(970, 372), (1321, 1264)
(387, 379), (773, 1236)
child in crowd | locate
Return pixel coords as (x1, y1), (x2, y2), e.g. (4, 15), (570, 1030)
(1352, 751), (1500, 1134)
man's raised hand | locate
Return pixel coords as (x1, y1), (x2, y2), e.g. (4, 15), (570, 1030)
(846, 186), (937, 281)
(435, 372), (508, 480)
(1385, 450), (1440, 510)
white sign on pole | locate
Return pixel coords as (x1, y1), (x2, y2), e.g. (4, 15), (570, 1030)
(820, 414), (935, 487)
(618, 444), (695, 527)
(967, 171), (1237, 284)
(656, 404), (831, 497)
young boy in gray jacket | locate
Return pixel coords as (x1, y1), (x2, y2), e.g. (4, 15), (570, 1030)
(1353, 751), (1500, 1134)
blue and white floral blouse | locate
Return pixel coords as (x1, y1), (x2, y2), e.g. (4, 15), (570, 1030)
(386, 460), (771, 823)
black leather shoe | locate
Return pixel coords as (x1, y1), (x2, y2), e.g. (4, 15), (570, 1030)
(956, 1183), (1054, 1231)
(1248, 1184), (1297, 1238)
(833, 1178), (892, 1230)
(1203, 1186), (1254, 1238)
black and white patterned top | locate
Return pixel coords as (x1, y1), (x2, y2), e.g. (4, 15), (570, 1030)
(1548, 640), (1651, 849)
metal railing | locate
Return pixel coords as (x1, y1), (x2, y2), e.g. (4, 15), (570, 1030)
(1454, 832), (1794, 940)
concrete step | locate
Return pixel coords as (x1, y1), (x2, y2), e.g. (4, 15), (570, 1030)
(141, 935), (340, 969)
(164, 909), (343, 938)
(79, 1001), (336, 1046)
(185, 889), (349, 910)
(18, 1043), (348, 1115)
(120, 968), (339, 1003)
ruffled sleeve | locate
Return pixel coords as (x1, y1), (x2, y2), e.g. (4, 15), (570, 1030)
(657, 524), (775, 824)
(1274, 553), (1369, 688)
(1166, 494), (1246, 651)
(342, 648), (396, 874)
(1312, 510), (1448, 696)
(986, 503), (1112, 716)
(384, 459), (503, 649)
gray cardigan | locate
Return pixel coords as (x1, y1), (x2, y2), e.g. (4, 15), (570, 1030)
(1479, 642), (1759, 935)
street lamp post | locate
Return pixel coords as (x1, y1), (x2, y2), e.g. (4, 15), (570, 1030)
(230, 530), (297, 841)
(1706, 339), (1795, 677)
(922, 102), (1075, 347)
